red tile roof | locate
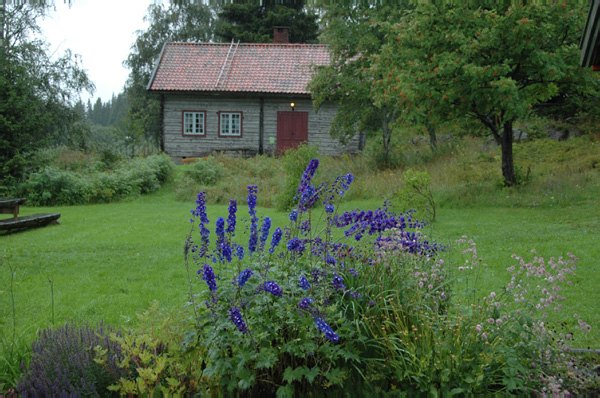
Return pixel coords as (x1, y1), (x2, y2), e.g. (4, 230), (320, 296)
(147, 42), (331, 94)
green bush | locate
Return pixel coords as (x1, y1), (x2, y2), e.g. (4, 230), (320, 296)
(276, 144), (320, 211)
(17, 154), (174, 206)
(19, 167), (90, 206)
(182, 157), (227, 186)
(393, 168), (436, 221)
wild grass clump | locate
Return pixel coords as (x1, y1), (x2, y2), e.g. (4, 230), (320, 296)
(174, 154), (283, 207)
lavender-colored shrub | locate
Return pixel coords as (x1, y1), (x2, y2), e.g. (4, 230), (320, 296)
(18, 321), (124, 396)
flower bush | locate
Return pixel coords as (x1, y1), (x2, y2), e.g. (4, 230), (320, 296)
(184, 158), (447, 395)
(18, 322), (124, 396)
(183, 158), (591, 396)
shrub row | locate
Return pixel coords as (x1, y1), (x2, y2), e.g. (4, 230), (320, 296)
(16, 154), (174, 206)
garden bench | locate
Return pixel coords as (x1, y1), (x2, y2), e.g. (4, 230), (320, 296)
(0, 197), (61, 232)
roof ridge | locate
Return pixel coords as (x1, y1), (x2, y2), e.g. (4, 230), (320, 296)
(167, 41), (328, 47)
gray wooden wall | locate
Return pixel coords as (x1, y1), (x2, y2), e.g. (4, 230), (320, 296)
(162, 94), (360, 161)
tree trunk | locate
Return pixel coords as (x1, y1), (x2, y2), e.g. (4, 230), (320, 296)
(426, 122), (437, 148)
(501, 120), (517, 187)
(381, 104), (391, 160)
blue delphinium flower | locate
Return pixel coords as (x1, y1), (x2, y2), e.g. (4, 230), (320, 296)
(326, 255), (336, 266)
(238, 268), (254, 287)
(236, 245), (245, 261)
(299, 276), (311, 291)
(264, 281), (282, 297)
(287, 237), (306, 255)
(192, 192), (210, 224)
(215, 217), (225, 243)
(345, 173), (354, 186)
(221, 241), (232, 263)
(296, 158), (319, 199)
(314, 316), (339, 343)
(259, 217), (271, 251)
(325, 203), (335, 214)
(289, 209), (298, 222)
(297, 297), (313, 310)
(332, 274), (345, 290)
(247, 185), (259, 255)
(200, 264), (217, 292)
(229, 306), (248, 334)
(269, 227), (282, 254)
(226, 199), (237, 235)
(192, 192), (211, 258)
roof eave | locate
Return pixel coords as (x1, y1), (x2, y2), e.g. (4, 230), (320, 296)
(146, 89), (313, 99)
(146, 42), (168, 91)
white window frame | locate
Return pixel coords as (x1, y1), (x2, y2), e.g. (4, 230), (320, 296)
(218, 111), (243, 137)
(182, 111), (206, 136)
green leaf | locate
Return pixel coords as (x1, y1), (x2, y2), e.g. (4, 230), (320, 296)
(276, 384), (294, 398)
(255, 349), (278, 369)
(282, 366), (304, 383)
(236, 367), (255, 390)
(304, 366), (320, 384)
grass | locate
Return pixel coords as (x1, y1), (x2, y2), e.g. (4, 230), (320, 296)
(1, 133), (599, 389)
(2, 185), (598, 347)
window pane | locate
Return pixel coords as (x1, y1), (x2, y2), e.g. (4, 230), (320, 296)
(184, 113), (192, 133)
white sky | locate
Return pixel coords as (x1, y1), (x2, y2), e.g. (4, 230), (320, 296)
(39, 0), (152, 104)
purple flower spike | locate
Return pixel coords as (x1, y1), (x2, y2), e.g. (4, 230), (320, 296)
(264, 281), (282, 297)
(314, 316), (339, 343)
(259, 217), (271, 251)
(229, 306), (248, 334)
(247, 186), (259, 255)
(226, 199), (237, 235)
(287, 237), (306, 255)
(269, 227), (283, 254)
(332, 274), (345, 290)
(236, 245), (245, 261)
(202, 264), (217, 292)
(238, 268), (254, 287)
(299, 276), (311, 290)
(298, 297), (313, 310)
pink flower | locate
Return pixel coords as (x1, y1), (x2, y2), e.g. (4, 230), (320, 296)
(476, 324), (482, 332)
(481, 333), (487, 340)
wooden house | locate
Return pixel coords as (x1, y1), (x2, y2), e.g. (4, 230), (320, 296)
(146, 33), (361, 161)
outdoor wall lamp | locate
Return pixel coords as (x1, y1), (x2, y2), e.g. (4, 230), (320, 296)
(290, 102), (295, 111)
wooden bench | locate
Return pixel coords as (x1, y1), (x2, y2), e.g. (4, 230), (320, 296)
(0, 198), (61, 232)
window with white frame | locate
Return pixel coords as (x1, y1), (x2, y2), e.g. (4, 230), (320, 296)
(219, 112), (242, 137)
(183, 111), (205, 136)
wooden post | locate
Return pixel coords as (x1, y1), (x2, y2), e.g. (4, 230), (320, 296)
(259, 97), (264, 155)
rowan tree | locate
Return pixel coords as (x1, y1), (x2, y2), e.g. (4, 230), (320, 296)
(376, 3), (597, 186)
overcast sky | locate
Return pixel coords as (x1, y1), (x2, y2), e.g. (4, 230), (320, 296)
(39, 0), (152, 104)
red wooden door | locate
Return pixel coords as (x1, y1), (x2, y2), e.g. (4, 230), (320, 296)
(277, 111), (308, 155)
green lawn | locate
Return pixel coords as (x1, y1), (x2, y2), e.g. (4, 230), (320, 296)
(2, 185), (599, 350)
